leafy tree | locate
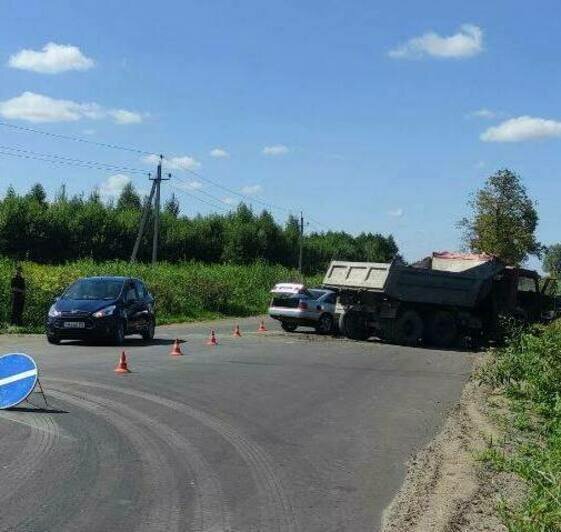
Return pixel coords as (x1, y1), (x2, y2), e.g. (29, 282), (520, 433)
(543, 244), (561, 275)
(26, 183), (47, 206)
(54, 184), (67, 203)
(116, 182), (142, 211)
(164, 193), (180, 217)
(459, 169), (542, 266)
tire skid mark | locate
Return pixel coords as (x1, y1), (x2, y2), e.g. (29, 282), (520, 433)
(48, 389), (182, 532)
(47, 378), (298, 532)
(0, 414), (59, 504)
(39, 397), (130, 532)
(55, 385), (232, 532)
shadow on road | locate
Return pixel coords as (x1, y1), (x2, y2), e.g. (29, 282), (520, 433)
(57, 337), (179, 347)
(6, 406), (68, 414)
(288, 329), (482, 353)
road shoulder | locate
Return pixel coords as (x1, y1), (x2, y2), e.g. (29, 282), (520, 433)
(380, 355), (523, 532)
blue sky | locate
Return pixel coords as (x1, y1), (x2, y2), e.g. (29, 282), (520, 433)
(1, 0), (560, 265)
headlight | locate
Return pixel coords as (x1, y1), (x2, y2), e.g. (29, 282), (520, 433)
(48, 305), (61, 318)
(92, 305), (116, 318)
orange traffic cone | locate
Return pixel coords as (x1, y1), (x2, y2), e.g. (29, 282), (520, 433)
(233, 324), (242, 337)
(258, 319), (268, 332)
(170, 338), (183, 356)
(207, 329), (218, 346)
(114, 351), (131, 373)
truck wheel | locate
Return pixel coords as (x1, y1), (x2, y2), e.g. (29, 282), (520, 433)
(341, 311), (370, 341)
(281, 322), (298, 333)
(427, 311), (458, 348)
(391, 310), (423, 346)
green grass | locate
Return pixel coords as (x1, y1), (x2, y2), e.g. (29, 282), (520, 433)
(0, 258), (321, 332)
(479, 321), (561, 530)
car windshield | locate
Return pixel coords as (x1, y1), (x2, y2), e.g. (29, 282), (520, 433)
(63, 279), (124, 300)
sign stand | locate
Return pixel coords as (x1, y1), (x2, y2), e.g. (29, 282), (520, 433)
(35, 379), (49, 409)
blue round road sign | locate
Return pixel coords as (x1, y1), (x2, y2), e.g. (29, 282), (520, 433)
(0, 353), (39, 410)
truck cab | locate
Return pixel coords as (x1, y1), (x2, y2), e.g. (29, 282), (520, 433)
(493, 268), (557, 323)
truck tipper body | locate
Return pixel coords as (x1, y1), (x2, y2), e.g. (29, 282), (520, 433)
(323, 253), (557, 347)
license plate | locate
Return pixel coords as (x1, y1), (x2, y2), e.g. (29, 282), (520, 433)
(63, 321), (85, 329)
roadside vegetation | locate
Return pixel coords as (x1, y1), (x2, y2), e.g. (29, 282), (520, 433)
(0, 259), (321, 331)
(0, 183), (398, 274)
(479, 320), (561, 530)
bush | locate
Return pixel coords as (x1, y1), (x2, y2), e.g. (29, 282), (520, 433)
(480, 320), (561, 530)
(0, 258), (321, 329)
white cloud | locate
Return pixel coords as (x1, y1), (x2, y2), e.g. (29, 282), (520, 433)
(469, 108), (495, 119)
(142, 154), (201, 171)
(8, 42), (94, 74)
(100, 174), (131, 199)
(262, 144), (289, 156)
(481, 116), (561, 142)
(388, 208), (404, 217)
(389, 24), (483, 59)
(109, 109), (142, 124)
(209, 148), (229, 158)
(223, 197), (237, 205)
(0, 92), (96, 123)
(241, 184), (263, 195)
(0, 91), (143, 124)
(176, 180), (203, 191)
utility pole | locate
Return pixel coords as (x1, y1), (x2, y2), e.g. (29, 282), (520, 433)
(130, 155), (170, 264)
(130, 173), (155, 263)
(298, 210), (304, 274)
(151, 155), (170, 264)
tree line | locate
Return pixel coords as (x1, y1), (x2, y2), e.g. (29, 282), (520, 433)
(0, 183), (399, 273)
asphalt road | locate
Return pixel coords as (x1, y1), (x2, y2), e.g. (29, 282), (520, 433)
(0, 317), (475, 532)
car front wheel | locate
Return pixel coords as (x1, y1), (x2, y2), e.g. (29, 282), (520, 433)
(47, 334), (60, 345)
(113, 320), (125, 345)
(142, 319), (155, 342)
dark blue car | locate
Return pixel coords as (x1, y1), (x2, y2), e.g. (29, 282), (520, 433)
(46, 276), (155, 345)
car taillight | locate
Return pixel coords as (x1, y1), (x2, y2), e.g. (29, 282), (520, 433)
(298, 301), (308, 310)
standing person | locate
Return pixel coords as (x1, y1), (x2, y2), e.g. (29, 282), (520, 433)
(10, 265), (26, 326)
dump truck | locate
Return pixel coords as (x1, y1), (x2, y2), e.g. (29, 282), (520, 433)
(323, 252), (558, 347)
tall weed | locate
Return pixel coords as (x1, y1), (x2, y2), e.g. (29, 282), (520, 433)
(0, 258), (321, 329)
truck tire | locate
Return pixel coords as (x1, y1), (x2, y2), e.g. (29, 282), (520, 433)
(427, 310), (458, 348)
(340, 311), (370, 341)
(390, 310), (423, 346)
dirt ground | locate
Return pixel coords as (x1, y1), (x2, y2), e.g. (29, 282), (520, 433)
(381, 355), (524, 532)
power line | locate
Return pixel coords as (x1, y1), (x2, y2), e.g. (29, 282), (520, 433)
(307, 216), (330, 231)
(0, 120), (157, 156)
(0, 149), (148, 175)
(0, 144), (147, 174)
(171, 164), (293, 215)
(169, 182), (230, 212)
(0, 120), (332, 228)
(173, 173), (238, 209)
